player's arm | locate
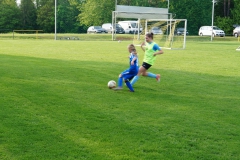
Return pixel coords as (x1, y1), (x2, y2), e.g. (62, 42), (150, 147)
(131, 54), (138, 65)
(141, 42), (145, 52)
(153, 44), (163, 56)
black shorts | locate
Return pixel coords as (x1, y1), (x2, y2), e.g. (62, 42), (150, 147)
(142, 62), (152, 70)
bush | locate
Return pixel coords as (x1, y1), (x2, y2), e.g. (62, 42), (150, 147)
(215, 16), (233, 35)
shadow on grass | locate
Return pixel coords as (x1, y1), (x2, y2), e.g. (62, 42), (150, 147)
(1, 54), (240, 159)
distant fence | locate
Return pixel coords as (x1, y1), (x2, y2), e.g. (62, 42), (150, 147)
(13, 30), (43, 39)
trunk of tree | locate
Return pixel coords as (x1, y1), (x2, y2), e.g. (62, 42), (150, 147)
(224, 0), (226, 17)
(227, 0), (230, 16)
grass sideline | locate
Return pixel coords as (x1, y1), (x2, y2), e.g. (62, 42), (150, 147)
(1, 32), (240, 42)
(0, 38), (240, 159)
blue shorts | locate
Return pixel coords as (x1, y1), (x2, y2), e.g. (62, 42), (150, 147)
(121, 69), (137, 81)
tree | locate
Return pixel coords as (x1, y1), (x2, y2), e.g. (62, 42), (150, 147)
(223, 0), (231, 17)
(232, 0), (240, 25)
(79, 0), (115, 27)
(19, 0), (37, 29)
(214, 0), (236, 34)
(215, 16), (233, 34)
(68, 0), (86, 33)
(37, 0), (54, 32)
(169, 0), (212, 35)
(57, 0), (82, 33)
(0, 0), (21, 32)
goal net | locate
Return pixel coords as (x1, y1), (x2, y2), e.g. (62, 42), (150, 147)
(236, 46), (240, 51)
(112, 5), (187, 49)
(132, 19), (187, 49)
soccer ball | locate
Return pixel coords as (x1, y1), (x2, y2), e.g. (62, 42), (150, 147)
(107, 80), (116, 89)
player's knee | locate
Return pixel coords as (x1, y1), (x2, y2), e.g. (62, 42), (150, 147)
(142, 72), (148, 76)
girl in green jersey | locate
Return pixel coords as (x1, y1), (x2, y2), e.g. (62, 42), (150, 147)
(131, 32), (163, 86)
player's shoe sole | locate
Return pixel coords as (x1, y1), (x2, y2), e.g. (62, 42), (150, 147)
(156, 74), (161, 82)
(113, 87), (123, 91)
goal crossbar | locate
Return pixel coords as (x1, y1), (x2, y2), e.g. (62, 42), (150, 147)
(145, 19), (187, 49)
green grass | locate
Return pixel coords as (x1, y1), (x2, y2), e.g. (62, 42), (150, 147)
(1, 32), (240, 42)
(0, 38), (240, 159)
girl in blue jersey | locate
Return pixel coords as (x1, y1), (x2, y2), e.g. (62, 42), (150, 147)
(113, 44), (138, 92)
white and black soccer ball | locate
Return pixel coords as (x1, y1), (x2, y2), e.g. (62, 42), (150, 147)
(107, 80), (116, 89)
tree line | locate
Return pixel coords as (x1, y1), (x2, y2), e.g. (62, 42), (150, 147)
(0, 0), (240, 35)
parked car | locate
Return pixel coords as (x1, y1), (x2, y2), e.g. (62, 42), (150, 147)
(198, 26), (225, 37)
(118, 21), (143, 34)
(233, 26), (240, 37)
(175, 28), (189, 35)
(87, 26), (107, 34)
(102, 23), (125, 34)
(149, 27), (163, 35)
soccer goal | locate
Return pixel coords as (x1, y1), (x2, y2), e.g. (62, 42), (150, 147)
(132, 19), (187, 49)
(112, 5), (187, 50)
(236, 46), (240, 51)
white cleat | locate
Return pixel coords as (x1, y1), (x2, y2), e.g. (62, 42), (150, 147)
(156, 74), (161, 82)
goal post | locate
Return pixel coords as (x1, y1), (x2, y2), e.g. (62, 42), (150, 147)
(112, 5), (170, 41)
(236, 46), (240, 51)
(112, 5), (187, 50)
(142, 19), (187, 49)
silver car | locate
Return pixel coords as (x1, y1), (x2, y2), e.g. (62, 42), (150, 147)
(149, 27), (163, 35)
(87, 26), (107, 34)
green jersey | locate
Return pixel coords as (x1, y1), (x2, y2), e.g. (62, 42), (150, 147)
(143, 42), (161, 65)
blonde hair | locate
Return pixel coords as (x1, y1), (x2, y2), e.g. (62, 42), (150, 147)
(128, 44), (136, 53)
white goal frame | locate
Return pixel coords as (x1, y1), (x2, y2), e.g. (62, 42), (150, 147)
(145, 19), (187, 49)
(112, 5), (171, 41)
(112, 5), (187, 49)
(236, 46), (240, 51)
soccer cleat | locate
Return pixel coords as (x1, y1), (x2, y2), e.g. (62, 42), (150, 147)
(156, 74), (161, 82)
(113, 87), (123, 91)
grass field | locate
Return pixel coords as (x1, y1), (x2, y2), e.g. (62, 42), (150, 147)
(0, 37), (240, 159)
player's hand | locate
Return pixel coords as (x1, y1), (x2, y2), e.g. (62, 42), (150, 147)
(131, 61), (134, 65)
(141, 42), (145, 47)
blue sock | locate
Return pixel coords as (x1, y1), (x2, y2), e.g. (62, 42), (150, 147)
(118, 77), (123, 87)
(130, 75), (139, 86)
(125, 81), (134, 92)
(147, 72), (157, 78)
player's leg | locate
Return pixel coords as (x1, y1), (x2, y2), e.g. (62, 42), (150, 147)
(130, 66), (146, 86)
(124, 75), (135, 92)
(125, 80), (134, 92)
(113, 74), (123, 90)
(131, 62), (152, 86)
(144, 72), (161, 82)
(117, 74), (123, 88)
(114, 70), (129, 90)
(140, 62), (160, 82)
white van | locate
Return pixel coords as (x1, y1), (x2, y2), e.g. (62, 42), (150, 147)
(198, 26), (225, 37)
(118, 21), (142, 34)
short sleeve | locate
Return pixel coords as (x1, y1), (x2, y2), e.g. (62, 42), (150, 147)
(153, 44), (161, 51)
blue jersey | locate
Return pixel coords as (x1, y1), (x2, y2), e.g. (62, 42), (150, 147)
(128, 53), (138, 74)
(120, 52), (139, 81)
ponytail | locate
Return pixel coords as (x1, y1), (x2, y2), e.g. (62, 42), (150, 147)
(146, 32), (154, 39)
